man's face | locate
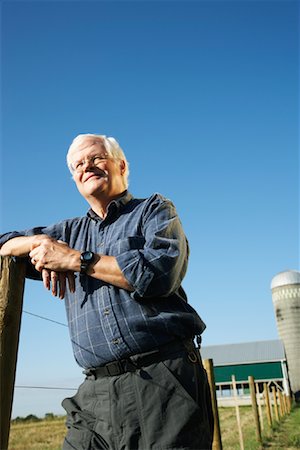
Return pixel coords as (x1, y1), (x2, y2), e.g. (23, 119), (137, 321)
(69, 139), (126, 201)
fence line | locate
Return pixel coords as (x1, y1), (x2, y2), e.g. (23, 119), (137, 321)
(0, 256), (295, 450)
(205, 367), (293, 450)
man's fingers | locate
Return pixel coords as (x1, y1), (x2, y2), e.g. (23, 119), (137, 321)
(29, 249), (38, 263)
(42, 269), (75, 299)
(58, 272), (66, 300)
(67, 271), (76, 293)
(51, 271), (58, 297)
(29, 248), (44, 271)
(42, 269), (51, 290)
(34, 261), (44, 272)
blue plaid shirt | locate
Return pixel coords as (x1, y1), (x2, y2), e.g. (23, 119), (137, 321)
(0, 192), (205, 368)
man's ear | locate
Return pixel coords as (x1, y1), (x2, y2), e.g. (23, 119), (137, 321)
(119, 159), (126, 175)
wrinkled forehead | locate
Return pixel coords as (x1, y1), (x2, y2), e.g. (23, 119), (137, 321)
(68, 137), (107, 162)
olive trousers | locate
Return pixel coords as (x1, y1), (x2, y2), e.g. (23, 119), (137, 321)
(62, 345), (213, 450)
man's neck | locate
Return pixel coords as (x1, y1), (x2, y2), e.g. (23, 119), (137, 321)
(88, 191), (127, 219)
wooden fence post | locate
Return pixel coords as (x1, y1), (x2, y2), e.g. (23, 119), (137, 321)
(203, 358), (223, 450)
(0, 256), (26, 450)
(263, 383), (272, 428)
(232, 375), (244, 450)
(283, 394), (287, 415)
(255, 383), (264, 431)
(286, 395), (292, 413)
(278, 389), (284, 417)
(248, 376), (262, 444)
(272, 386), (279, 422)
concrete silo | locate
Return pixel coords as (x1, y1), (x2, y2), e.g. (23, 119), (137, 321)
(271, 270), (300, 402)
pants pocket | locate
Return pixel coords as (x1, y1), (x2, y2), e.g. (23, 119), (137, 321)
(161, 354), (202, 407)
(63, 426), (93, 450)
(62, 397), (110, 450)
(63, 427), (110, 450)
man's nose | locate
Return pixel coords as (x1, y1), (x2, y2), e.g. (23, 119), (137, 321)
(83, 159), (94, 171)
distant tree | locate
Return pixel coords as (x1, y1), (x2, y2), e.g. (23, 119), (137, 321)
(45, 413), (55, 420)
(12, 416), (22, 423)
(24, 414), (40, 422)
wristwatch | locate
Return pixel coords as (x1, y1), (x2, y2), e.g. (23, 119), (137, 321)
(80, 251), (95, 274)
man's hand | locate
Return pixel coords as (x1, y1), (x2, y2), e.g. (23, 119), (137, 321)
(29, 236), (78, 299)
(42, 269), (75, 299)
(29, 236), (80, 272)
(0, 235), (77, 299)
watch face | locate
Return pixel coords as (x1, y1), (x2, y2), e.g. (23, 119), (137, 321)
(81, 251), (94, 262)
(80, 251), (95, 274)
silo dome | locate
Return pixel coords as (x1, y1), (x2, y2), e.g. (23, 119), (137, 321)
(271, 270), (300, 402)
(271, 270), (300, 290)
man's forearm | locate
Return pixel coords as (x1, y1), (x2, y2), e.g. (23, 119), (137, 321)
(51, 250), (133, 291)
(86, 254), (134, 292)
(27, 238), (133, 292)
(0, 236), (37, 257)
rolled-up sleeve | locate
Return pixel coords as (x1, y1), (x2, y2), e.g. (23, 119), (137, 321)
(116, 196), (189, 299)
(0, 224), (64, 246)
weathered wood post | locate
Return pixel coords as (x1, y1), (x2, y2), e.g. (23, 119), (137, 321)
(272, 386), (279, 422)
(203, 358), (223, 450)
(232, 375), (244, 450)
(286, 394), (292, 413)
(0, 256), (26, 450)
(248, 376), (262, 444)
(263, 383), (272, 428)
(278, 389), (284, 417)
(282, 394), (288, 415)
(255, 383), (264, 431)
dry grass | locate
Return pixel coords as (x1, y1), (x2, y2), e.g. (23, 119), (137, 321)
(219, 405), (270, 450)
(263, 404), (300, 449)
(9, 418), (66, 450)
(8, 405), (300, 449)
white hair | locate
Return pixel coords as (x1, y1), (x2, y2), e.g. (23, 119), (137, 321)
(67, 134), (129, 187)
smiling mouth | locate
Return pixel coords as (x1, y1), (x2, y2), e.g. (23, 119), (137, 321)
(84, 173), (106, 182)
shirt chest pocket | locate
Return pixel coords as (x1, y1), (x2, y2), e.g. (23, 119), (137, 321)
(109, 236), (145, 256)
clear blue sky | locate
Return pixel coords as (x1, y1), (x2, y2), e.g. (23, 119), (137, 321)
(1, 0), (299, 418)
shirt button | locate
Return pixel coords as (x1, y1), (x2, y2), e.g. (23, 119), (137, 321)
(112, 338), (121, 345)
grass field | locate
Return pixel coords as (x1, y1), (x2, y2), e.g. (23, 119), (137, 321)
(8, 405), (300, 450)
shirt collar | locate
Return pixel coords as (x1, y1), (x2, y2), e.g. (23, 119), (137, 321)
(87, 190), (133, 222)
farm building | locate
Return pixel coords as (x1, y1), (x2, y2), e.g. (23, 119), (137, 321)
(201, 339), (289, 406)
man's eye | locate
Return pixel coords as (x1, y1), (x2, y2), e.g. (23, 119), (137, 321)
(93, 157), (105, 164)
(75, 161), (83, 169)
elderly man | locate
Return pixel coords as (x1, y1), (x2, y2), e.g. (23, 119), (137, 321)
(0, 134), (213, 449)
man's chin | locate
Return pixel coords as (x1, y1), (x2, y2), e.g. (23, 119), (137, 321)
(81, 181), (107, 196)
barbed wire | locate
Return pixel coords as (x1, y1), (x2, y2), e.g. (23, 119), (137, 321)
(23, 310), (68, 327)
(18, 310), (78, 391)
(15, 385), (76, 391)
